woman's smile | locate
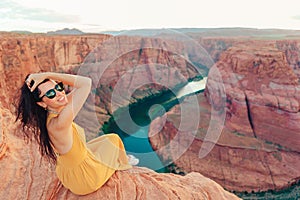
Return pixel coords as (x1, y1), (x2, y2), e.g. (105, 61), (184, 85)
(57, 95), (65, 102)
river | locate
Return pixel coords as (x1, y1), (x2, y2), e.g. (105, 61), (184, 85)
(102, 77), (207, 172)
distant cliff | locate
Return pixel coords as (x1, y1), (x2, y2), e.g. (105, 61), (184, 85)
(47, 28), (85, 35)
(149, 40), (300, 193)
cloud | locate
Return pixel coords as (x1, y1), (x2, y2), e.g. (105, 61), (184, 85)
(0, 0), (79, 23)
(82, 23), (103, 27)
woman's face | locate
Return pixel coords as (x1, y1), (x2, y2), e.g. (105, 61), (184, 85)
(37, 80), (68, 110)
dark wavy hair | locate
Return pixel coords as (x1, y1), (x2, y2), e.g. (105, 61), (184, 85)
(15, 76), (57, 163)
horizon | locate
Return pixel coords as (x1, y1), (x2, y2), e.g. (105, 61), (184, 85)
(1, 0), (300, 33)
(4, 26), (300, 35)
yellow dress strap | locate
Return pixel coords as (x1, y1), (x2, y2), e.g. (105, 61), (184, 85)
(46, 112), (59, 124)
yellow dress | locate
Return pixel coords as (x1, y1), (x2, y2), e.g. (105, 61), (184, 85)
(47, 113), (132, 195)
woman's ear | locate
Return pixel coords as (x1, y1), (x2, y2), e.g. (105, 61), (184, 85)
(36, 101), (47, 110)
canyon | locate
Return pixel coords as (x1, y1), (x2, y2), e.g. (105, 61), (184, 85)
(1, 30), (300, 198)
(149, 39), (300, 192)
(0, 32), (240, 199)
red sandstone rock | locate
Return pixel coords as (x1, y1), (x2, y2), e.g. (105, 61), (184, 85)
(149, 41), (300, 192)
(0, 33), (110, 110)
(0, 33), (241, 199)
(75, 35), (208, 139)
(210, 43), (300, 152)
(0, 105), (240, 199)
(2, 32), (300, 195)
(149, 94), (300, 192)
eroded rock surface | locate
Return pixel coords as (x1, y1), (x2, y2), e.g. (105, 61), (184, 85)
(149, 41), (300, 192)
(0, 105), (240, 199)
(0, 32), (241, 200)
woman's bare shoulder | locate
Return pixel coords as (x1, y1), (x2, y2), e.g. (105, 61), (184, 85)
(47, 116), (73, 154)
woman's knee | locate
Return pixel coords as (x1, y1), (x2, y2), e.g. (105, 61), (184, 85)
(106, 133), (122, 144)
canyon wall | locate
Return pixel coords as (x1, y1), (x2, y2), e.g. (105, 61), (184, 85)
(0, 33), (241, 199)
(0, 33), (212, 138)
(78, 35), (209, 138)
(2, 31), (300, 195)
(149, 39), (300, 192)
(0, 33), (110, 110)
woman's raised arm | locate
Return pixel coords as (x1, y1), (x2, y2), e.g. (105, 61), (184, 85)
(26, 72), (92, 128)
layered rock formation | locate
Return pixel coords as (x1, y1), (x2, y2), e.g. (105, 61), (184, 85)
(72, 35), (213, 139)
(0, 33), (110, 110)
(0, 33), (240, 199)
(276, 40), (300, 77)
(216, 42), (300, 151)
(2, 31), (300, 196)
(0, 33), (112, 139)
(0, 33), (213, 139)
(149, 40), (300, 192)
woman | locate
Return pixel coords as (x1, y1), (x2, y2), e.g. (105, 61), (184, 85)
(16, 72), (139, 195)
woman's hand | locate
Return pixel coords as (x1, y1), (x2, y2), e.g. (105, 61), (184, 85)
(25, 73), (49, 92)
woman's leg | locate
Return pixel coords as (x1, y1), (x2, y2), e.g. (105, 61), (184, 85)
(87, 133), (132, 170)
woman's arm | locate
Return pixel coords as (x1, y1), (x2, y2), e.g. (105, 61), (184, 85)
(26, 72), (92, 128)
(27, 72), (91, 92)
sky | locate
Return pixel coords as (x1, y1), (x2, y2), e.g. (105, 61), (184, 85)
(1, 0), (300, 33)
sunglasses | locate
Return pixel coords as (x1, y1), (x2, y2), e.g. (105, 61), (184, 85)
(39, 82), (64, 100)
